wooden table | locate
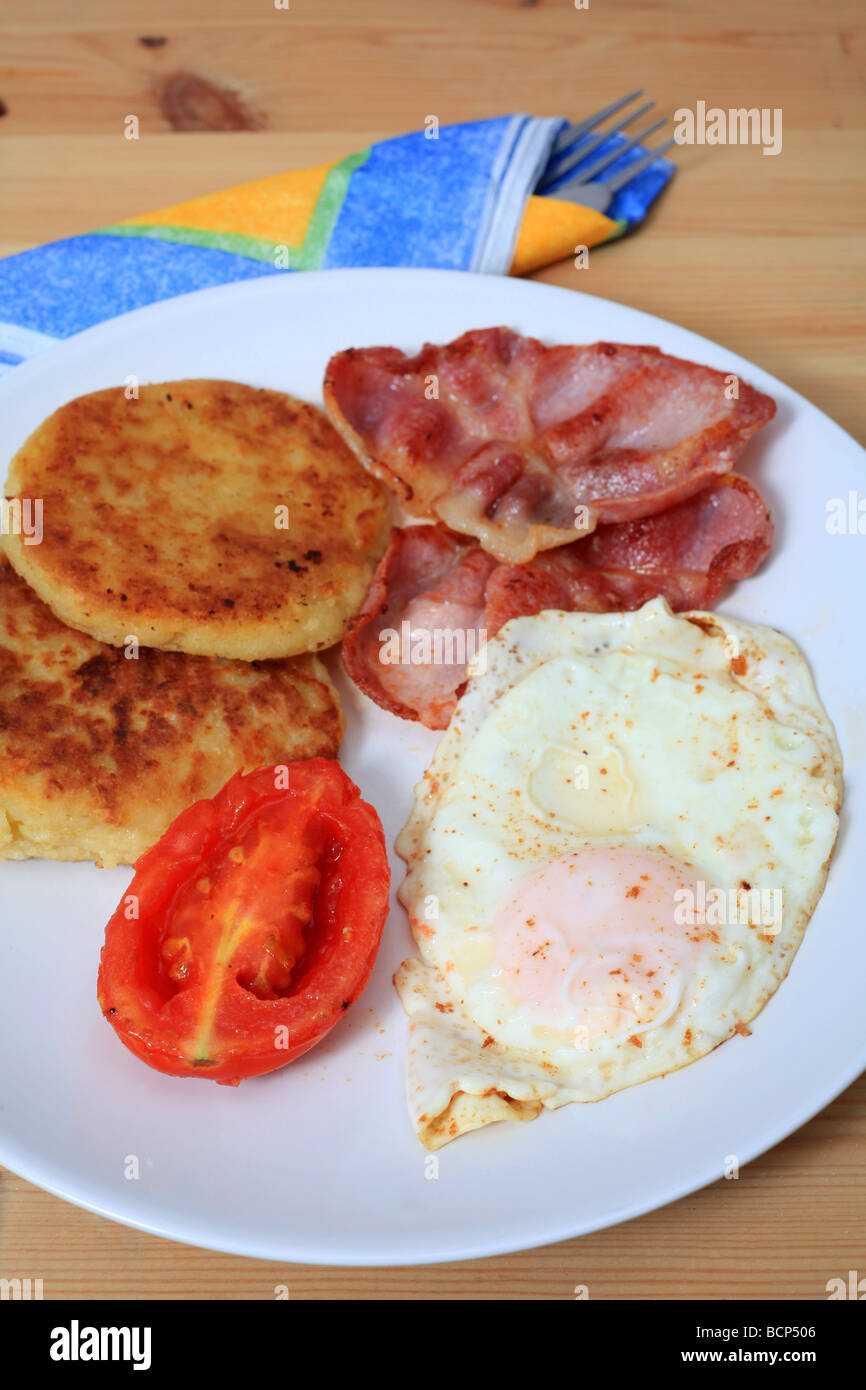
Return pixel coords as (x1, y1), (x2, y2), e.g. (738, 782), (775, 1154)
(1, 0), (864, 1300)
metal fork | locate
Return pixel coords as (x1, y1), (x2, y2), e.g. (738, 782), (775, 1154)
(537, 90), (676, 213)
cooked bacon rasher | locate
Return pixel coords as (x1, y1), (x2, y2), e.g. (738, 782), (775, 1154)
(324, 328), (776, 565)
(341, 475), (773, 730)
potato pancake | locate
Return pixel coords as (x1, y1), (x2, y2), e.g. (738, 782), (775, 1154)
(0, 557), (344, 869)
(2, 380), (391, 659)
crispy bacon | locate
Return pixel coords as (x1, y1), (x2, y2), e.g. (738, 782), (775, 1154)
(341, 475), (773, 729)
(324, 329), (776, 564)
(487, 473), (774, 626)
(341, 524), (497, 728)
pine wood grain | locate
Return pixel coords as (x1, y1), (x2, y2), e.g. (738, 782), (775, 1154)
(0, 0), (864, 1299)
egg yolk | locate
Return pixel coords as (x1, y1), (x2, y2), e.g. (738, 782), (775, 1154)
(492, 845), (703, 1044)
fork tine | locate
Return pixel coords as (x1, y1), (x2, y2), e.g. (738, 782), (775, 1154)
(538, 102), (655, 191)
(550, 89), (644, 155)
(601, 137), (677, 193)
(565, 116), (667, 187)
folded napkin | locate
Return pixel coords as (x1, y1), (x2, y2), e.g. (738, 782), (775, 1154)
(0, 115), (674, 378)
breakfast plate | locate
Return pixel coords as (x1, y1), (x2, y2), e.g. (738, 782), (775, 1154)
(0, 268), (863, 1265)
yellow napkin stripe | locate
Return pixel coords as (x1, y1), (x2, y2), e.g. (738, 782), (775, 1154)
(509, 196), (619, 276)
(120, 161), (342, 251)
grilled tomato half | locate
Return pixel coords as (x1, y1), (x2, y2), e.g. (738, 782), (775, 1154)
(98, 759), (389, 1083)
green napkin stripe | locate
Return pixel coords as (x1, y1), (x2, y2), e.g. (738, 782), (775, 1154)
(93, 222), (285, 264)
(604, 218), (629, 243)
(298, 147), (370, 268)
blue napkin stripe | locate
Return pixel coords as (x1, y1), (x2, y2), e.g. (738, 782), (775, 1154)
(323, 116), (514, 272)
(0, 237), (282, 351)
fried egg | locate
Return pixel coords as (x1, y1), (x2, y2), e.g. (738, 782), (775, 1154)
(394, 599), (842, 1148)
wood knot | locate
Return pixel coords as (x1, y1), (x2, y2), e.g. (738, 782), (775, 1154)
(155, 71), (264, 131)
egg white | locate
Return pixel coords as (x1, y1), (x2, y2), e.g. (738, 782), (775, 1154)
(395, 599), (842, 1149)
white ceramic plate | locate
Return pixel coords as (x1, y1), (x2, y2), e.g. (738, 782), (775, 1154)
(0, 269), (863, 1266)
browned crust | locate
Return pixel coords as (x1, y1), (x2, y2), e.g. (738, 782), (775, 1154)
(0, 557), (344, 864)
(3, 380), (391, 659)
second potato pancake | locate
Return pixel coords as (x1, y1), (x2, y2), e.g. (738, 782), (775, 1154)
(2, 380), (391, 659)
(0, 557), (344, 869)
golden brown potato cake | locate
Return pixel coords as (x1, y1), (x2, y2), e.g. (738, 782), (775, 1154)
(0, 557), (344, 868)
(2, 380), (391, 659)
